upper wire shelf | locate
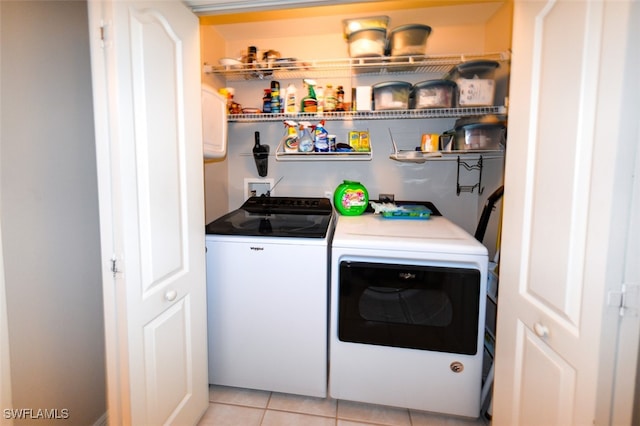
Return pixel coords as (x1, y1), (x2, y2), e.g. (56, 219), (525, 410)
(226, 106), (507, 123)
(204, 52), (510, 81)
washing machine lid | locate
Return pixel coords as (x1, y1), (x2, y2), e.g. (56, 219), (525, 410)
(205, 196), (333, 238)
(332, 214), (487, 255)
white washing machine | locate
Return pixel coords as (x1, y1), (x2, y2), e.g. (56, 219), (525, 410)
(329, 211), (488, 418)
(205, 196), (334, 398)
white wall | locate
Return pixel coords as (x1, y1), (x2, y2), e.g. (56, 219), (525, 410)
(225, 118), (504, 233)
(0, 2), (106, 424)
(201, 2), (510, 246)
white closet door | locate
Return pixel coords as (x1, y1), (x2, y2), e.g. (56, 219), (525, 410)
(88, 1), (208, 424)
(494, 0), (639, 424)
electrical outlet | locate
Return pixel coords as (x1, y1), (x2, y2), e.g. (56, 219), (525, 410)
(379, 193), (395, 202)
(244, 178), (274, 199)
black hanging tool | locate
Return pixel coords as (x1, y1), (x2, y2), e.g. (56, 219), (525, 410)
(474, 185), (504, 242)
(252, 131), (269, 177)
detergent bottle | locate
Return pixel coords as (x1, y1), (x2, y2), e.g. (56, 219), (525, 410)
(298, 122), (315, 152)
(324, 84), (337, 112)
(301, 79), (318, 113)
(314, 120), (329, 152)
(281, 120), (299, 152)
(284, 83), (297, 113)
(270, 81), (281, 113)
(336, 85), (345, 111)
(316, 85), (324, 114)
(333, 180), (369, 216)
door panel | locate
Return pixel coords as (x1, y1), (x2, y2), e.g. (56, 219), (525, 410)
(144, 297), (192, 425)
(494, 0), (638, 424)
(129, 9), (186, 294)
(524, 0), (594, 328)
(515, 321), (576, 426)
(88, 1), (208, 425)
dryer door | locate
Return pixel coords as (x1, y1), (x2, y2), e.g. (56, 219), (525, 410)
(338, 260), (481, 355)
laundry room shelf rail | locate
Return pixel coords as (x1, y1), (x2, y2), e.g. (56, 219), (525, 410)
(239, 149), (373, 162)
(204, 52), (509, 81)
(226, 106), (506, 123)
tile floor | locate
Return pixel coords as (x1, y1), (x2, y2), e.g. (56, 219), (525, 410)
(197, 385), (490, 426)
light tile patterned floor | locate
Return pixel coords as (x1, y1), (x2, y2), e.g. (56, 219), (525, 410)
(197, 385), (490, 426)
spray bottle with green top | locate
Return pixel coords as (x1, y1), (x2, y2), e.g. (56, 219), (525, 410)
(301, 79), (318, 113)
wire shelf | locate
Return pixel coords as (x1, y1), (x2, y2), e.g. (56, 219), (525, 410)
(205, 52), (510, 81)
(227, 106), (506, 123)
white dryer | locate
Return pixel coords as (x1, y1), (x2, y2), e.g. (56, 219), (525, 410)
(329, 212), (488, 418)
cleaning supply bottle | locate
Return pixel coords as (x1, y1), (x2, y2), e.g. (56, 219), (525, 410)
(220, 87), (235, 113)
(270, 81), (281, 113)
(298, 122), (315, 152)
(324, 84), (337, 112)
(336, 85), (345, 111)
(262, 89), (272, 113)
(333, 180), (369, 216)
(285, 83), (297, 113)
(301, 79), (318, 113)
(314, 120), (329, 152)
(316, 85), (325, 114)
(281, 120), (299, 152)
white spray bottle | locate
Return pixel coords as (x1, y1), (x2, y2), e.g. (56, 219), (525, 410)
(285, 83), (297, 113)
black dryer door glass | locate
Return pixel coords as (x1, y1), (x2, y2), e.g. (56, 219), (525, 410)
(338, 261), (481, 355)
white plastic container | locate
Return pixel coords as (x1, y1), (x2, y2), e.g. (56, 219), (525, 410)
(343, 16), (389, 38)
(410, 80), (457, 109)
(355, 86), (373, 111)
(454, 122), (505, 150)
(347, 28), (386, 58)
(388, 24), (432, 56)
(446, 60), (500, 106)
(372, 81), (411, 110)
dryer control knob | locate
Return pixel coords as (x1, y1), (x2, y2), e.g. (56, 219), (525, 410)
(450, 361), (464, 373)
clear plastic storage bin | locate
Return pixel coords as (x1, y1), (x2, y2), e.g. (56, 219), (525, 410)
(372, 81), (412, 110)
(388, 24), (432, 56)
(453, 122), (506, 151)
(410, 80), (457, 109)
(347, 28), (387, 58)
(446, 60), (500, 106)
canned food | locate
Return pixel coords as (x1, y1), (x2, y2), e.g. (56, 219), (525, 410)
(421, 133), (440, 152)
(328, 134), (337, 152)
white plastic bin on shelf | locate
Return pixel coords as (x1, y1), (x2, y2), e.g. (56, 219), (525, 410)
(446, 60), (500, 107)
(410, 80), (457, 109)
(387, 24), (432, 56)
(347, 28), (386, 58)
(372, 81), (411, 110)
